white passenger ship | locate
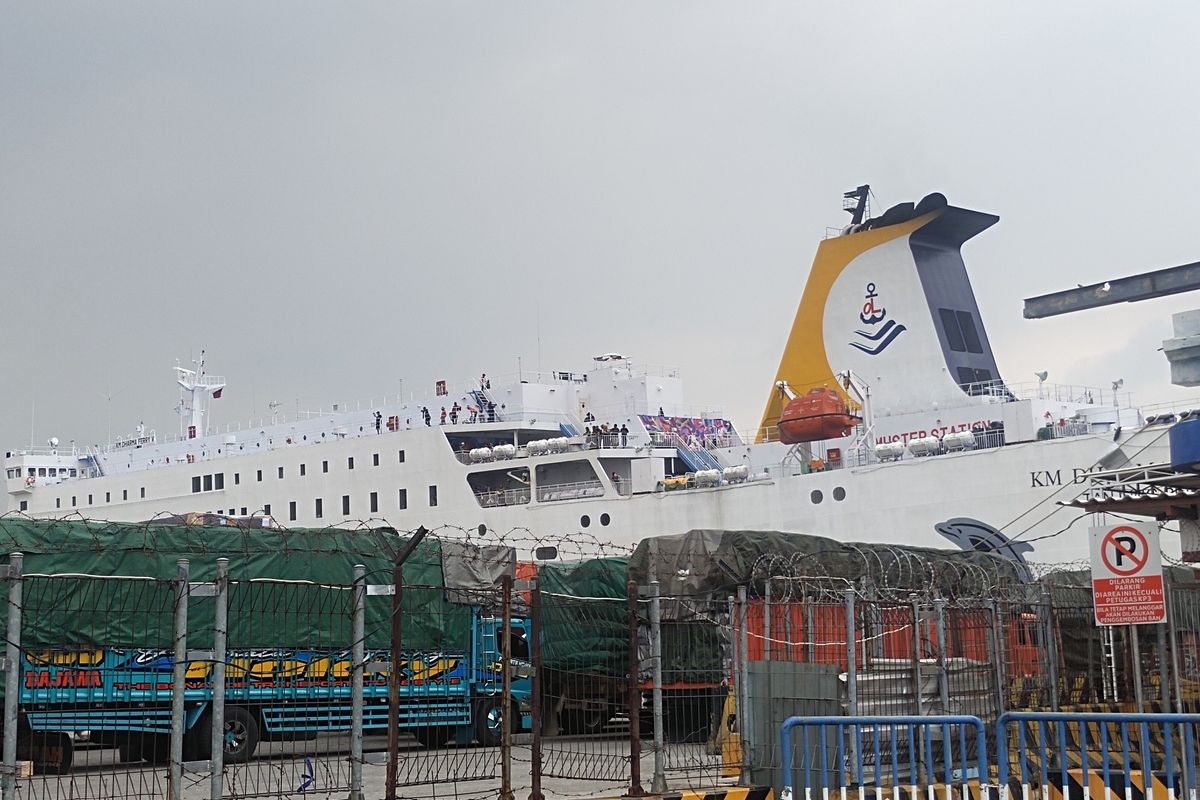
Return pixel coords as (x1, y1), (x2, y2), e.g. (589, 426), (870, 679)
(4, 189), (1179, 568)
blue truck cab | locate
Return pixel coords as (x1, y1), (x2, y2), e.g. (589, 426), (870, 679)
(16, 609), (532, 768)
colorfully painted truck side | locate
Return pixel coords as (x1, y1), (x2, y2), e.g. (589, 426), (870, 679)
(16, 611), (532, 769)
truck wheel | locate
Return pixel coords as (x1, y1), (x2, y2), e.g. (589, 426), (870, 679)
(29, 732), (73, 774)
(118, 733), (170, 765)
(473, 696), (508, 747)
(561, 705), (607, 736)
(220, 707), (260, 763)
(411, 725), (454, 748)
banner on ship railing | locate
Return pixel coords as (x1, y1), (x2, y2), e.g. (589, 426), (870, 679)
(1089, 522), (1166, 626)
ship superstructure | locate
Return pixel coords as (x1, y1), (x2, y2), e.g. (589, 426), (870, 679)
(4, 190), (1179, 568)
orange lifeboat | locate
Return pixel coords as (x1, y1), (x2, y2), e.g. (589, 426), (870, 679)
(777, 387), (861, 444)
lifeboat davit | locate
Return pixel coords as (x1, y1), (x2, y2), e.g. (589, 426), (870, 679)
(777, 387), (861, 444)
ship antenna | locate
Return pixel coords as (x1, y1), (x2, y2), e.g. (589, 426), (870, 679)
(843, 185), (870, 225)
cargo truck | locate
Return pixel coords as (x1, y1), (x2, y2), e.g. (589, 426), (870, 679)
(15, 608), (532, 771)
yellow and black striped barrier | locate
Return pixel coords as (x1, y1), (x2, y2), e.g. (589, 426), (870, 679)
(1042, 770), (1179, 800)
(659, 788), (773, 800)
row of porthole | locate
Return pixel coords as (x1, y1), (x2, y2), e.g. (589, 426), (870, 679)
(577, 489), (845, 525)
(811, 486), (847, 504)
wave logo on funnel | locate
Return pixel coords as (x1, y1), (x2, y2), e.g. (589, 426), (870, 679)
(850, 283), (906, 355)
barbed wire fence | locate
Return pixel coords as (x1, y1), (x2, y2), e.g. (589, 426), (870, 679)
(3, 513), (1200, 798)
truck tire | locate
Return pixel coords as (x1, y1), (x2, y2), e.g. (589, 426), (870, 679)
(561, 705), (607, 736)
(188, 707), (260, 763)
(28, 732), (73, 774)
(117, 733), (170, 765)
(221, 707), (260, 763)
(472, 696), (509, 747)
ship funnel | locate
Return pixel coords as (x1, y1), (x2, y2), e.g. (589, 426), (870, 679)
(758, 192), (1002, 441)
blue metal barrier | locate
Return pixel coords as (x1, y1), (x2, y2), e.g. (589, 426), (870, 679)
(780, 715), (987, 800)
(997, 712), (1200, 800)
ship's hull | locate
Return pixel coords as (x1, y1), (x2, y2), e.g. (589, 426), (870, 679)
(12, 424), (1162, 568)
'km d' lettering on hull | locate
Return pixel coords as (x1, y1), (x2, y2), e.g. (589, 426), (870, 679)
(1030, 468), (1096, 488)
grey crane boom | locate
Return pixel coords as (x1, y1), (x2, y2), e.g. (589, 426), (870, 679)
(1023, 261), (1200, 319)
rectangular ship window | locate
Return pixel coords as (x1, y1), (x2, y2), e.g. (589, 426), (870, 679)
(277, 466), (284, 479)
(300, 464), (306, 477)
(289, 501), (297, 521)
(192, 476), (202, 493)
(203, 475), (213, 492)
(956, 310), (983, 354)
(373, 453), (379, 467)
(398, 450), (405, 463)
(428, 485), (438, 507)
(214, 473), (224, 490)
(122, 489), (128, 500)
(398, 489), (407, 510)
(342, 495), (350, 516)
(939, 308), (967, 352)
(257, 470), (263, 482)
(347, 457), (354, 470)
(370, 491), (378, 513)
(264, 504), (271, 516)
(315, 498), (323, 519)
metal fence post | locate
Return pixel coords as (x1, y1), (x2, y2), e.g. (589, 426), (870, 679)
(987, 599), (1006, 715)
(1168, 585), (1185, 714)
(844, 588), (858, 716)
(649, 580), (666, 794)
(933, 597), (950, 714)
(1130, 626), (1145, 711)
(210, 557), (229, 800)
(1039, 586), (1060, 710)
(627, 580), (644, 797)
(528, 575), (544, 800)
(501, 574), (514, 800)
(169, 559), (190, 800)
(763, 581), (772, 663)
(1158, 619), (1172, 711)
(804, 597), (815, 662)
(737, 585), (751, 785)
(844, 588), (858, 776)
(386, 527), (427, 800)
(2, 553), (23, 800)
(349, 564), (366, 800)
(911, 595), (923, 717)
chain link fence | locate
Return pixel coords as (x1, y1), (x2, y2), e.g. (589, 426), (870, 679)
(10, 516), (1200, 799)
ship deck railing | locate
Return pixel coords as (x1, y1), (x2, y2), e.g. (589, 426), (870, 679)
(584, 434), (632, 449)
(536, 479), (606, 503)
(473, 487), (531, 508)
(962, 378), (1134, 407)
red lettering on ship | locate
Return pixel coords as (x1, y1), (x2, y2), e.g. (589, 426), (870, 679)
(875, 420), (992, 445)
(24, 670), (103, 689)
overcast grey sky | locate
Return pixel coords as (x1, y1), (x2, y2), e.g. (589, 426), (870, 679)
(4, 2), (1200, 461)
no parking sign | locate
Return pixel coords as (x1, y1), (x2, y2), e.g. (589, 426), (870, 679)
(1089, 523), (1166, 626)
